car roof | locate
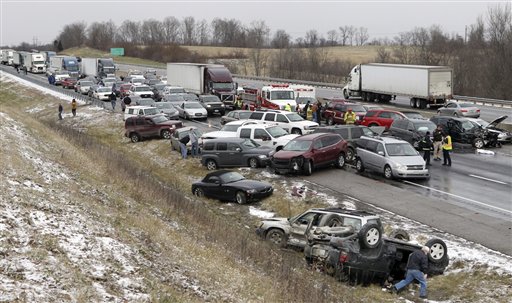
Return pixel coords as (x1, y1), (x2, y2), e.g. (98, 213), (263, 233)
(294, 133), (338, 140)
(204, 138), (249, 144)
(360, 135), (406, 144)
(407, 118), (433, 123)
(311, 207), (379, 218)
(367, 109), (402, 114)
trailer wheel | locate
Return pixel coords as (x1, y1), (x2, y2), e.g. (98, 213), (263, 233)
(419, 100), (427, 109)
(410, 98), (417, 108)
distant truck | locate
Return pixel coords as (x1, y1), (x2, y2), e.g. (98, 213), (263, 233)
(42, 51), (57, 67)
(166, 63), (237, 108)
(50, 55), (80, 78)
(342, 63), (453, 109)
(12, 51), (26, 69)
(81, 57), (116, 79)
(1, 49), (15, 65)
(21, 52), (46, 73)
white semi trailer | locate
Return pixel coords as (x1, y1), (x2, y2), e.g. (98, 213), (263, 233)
(81, 57), (116, 79)
(342, 63), (453, 109)
(1, 49), (15, 65)
(22, 52), (46, 73)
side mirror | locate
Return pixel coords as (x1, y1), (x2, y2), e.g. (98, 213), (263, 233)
(236, 147), (242, 152)
(378, 151), (385, 156)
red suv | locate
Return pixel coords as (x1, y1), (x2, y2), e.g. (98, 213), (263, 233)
(360, 109), (406, 129)
(323, 101), (367, 125)
(271, 133), (348, 176)
(124, 114), (183, 143)
(119, 84), (133, 98)
(61, 78), (77, 89)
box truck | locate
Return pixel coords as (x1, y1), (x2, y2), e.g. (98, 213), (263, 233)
(22, 52), (46, 73)
(42, 51), (56, 67)
(166, 63), (237, 108)
(342, 63), (453, 109)
(12, 51), (27, 69)
(1, 49), (15, 65)
(50, 55), (80, 78)
(81, 57), (116, 79)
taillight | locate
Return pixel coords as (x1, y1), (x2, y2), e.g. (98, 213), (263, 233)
(461, 109), (468, 112)
(339, 251), (349, 263)
(477, 109), (480, 112)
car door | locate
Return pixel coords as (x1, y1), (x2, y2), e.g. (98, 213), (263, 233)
(319, 136), (339, 165)
(252, 128), (271, 147)
(263, 113), (276, 125)
(311, 137), (326, 165)
(333, 104), (345, 124)
(288, 211), (324, 247)
(202, 175), (224, 199)
(226, 142), (244, 166)
(275, 114), (291, 132)
(213, 142), (229, 167)
(364, 140), (380, 170)
(373, 142), (386, 172)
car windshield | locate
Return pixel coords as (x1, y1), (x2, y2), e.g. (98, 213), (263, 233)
(132, 78), (144, 83)
(182, 94), (198, 101)
(270, 91), (294, 100)
(385, 143), (418, 156)
(348, 105), (366, 112)
(220, 125), (239, 132)
(152, 115), (168, 123)
(80, 81), (93, 86)
(473, 119), (489, 127)
(154, 84), (168, 90)
(219, 172), (245, 183)
(98, 87), (112, 92)
(267, 126), (288, 138)
(184, 102), (203, 109)
(156, 103), (174, 109)
(414, 122), (436, 132)
(241, 139), (260, 148)
(201, 96), (221, 102)
(362, 127), (377, 136)
(212, 82), (233, 90)
(283, 140), (312, 151)
(165, 95), (185, 102)
(285, 113), (304, 122)
(403, 112), (424, 119)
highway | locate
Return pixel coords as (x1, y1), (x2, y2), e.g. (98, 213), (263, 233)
(2, 63), (511, 256)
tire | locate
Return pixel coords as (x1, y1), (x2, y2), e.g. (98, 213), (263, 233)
(193, 187), (204, 198)
(336, 153), (346, 168)
(346, 147), (355, 163)
(235, 191), (247, 204)
(130, 133), (140, 143)
(389, 229), (411, 241)
(248, 157), (259, 168)
(344, 90), (350, 99)
(325, 215), (343, 227)
(291, 128), (302, 135)
(327, 117), (334, 126)
(161, 129), (171, 139)
(266, 229), (286, 247)
(419, 100), (427, 109)
(362, 92), (367, 101)
(410, 98), (417, 108)
(368, 122), (379, 127)
(453, 112), (459, 117)
(356, 158), (365, 172)
(473, 138), (484, 149)
(358, 223), (382, 249)
(205, 159), (217, 170)
(425, 238), (449, 265)
(303, 159), (313, 176)
(384, 165), (393, 179)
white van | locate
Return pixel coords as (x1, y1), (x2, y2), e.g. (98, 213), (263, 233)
(123, 106), (159, 121)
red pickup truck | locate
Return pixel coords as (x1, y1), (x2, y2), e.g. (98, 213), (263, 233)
(61, 78), (77, 89)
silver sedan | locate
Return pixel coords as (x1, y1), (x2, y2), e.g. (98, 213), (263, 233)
(437, 101), (480, 118)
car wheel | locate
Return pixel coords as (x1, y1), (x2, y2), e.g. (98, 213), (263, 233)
(248, 157), (259, 168)
(425, 238), (449, 266)
(389, 229), (411, 241)
(205, 159), (217, 170)
(355, 158), (365, 172)
(265, 229), (286, 247)
(130, 133), (140, 143)
(453, 112), (459, 117)
(384, 165), (393, 179)
(303, 159), (313, 176)
(473, 138), (484, 149)
(336, 153), (346, 168)
(235, 191), (247, 204)
(358, 223), (382, 249)
(325, 215), (343, 227)
(346, 147), (355, 163)
(161, 129), (171, 139)
(410, 98), (417, 108)
(291, 128), (302, 135)
(327, 117), (334, 126)
(193, 187), (204, 198)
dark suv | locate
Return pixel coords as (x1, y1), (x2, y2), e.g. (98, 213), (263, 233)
(313, 125), (380, 162)
(198, 94), (226, 116)
(323, 101), (367, 126)
(124, 114), (183, 143)
(388, 118), (437, 150)
(271, 133), (348, 175)
(430, 116), (488, 148)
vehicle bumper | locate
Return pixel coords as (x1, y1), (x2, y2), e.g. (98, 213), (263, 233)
(393, 168), (430, 179)
(246, 188), (274, 201)
(206, 108), (225, 115)
(271, 159), (300, 174)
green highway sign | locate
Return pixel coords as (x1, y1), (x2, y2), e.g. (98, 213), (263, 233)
(110, 48), (124, 56)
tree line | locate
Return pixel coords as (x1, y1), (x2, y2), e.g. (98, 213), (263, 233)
(5, 4), (511, 100)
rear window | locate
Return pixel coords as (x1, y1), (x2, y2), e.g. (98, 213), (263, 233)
(240, 129), (251, 138)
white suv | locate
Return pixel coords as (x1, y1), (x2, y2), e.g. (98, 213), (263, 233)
(238, 124), (298, 151)
(355, 136), (430, 179)
(248, 110), (319, 135)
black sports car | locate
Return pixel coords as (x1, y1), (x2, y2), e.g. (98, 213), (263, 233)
(192, 170), (273, 204)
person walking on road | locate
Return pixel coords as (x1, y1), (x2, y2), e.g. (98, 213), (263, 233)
(420, 131), (433, 166)
(189, 128), (198, 157)
(344, 108), (357, 125)
(391, 246), (430, 299)
(71, 99), (77, 117)
(110, 92), (117, 111)
(432, 125), (443, 161)
(58, 103), (63, 120)
(179, 132), (190, 159)
(442, 132), (452, 166)
(316, 101), (323, 125)
(311, 102), (318, 122)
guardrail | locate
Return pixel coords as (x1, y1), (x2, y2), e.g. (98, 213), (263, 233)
(452, 95), (512, 108)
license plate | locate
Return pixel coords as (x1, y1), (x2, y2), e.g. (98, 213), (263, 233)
(214, 109), (219, 112)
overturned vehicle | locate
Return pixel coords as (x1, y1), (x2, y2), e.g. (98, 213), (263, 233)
(303, 217), (449, 286)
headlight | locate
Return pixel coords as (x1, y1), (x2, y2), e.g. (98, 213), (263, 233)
(395, 163), (407, 171)
(221, 104), (225, 107)
(206, 105), (211, 108)
(247, 189), (257, 194)
(258, 155), (267, 159)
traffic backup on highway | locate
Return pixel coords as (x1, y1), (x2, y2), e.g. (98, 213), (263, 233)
(1, 47), (511, 302)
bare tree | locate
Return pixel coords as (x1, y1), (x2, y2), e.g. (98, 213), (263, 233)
(375, 47), (392, 63)
(338, 26), (350, 46)
(327, 30), (338, 46)
(271, 29), (290, 48)
(162, 16), (181, 44)
(118, 20), (141, 44)
(305, 30), (320, 47)
(355, 27), (369, 46)
(211, 18), (245, 47)
(58, 22), (87, 49)
(196, 19), (210, 45)
(181, 16), (196, 45)
(247, 20), (270, 76)
(87, 20), (117, 50)
(141, 19), (164, 45)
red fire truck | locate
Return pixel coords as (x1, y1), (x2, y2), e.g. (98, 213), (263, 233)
(241, 84), (297, 111)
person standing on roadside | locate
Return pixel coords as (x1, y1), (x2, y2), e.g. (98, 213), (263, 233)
(302, 100), (310, 119)
(110, 91), (117, 111)
(344, 108), (357, 125)
(179, 132), (190, 159)
(189, 128), (199, 157)
(284, 103), (292, 112)
(316, 101), (323, 125)
(390, 246), (430, 299)
(420, 131), (433, 166)
(442, 132), (452, 166)
(432, 125), (443, 161)
(311, 102), (318, 122)
(58, 103), (63, 120)
(71, 99), (77, 117)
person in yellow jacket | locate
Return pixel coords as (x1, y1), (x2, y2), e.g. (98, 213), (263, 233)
(284, 103), (292, 111)
(71, 99), (77, 117)
(344, 108), (357, 124)
(442, 132), (452, 166)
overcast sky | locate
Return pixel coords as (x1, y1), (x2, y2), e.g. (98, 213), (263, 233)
(0, 0), (507, 47)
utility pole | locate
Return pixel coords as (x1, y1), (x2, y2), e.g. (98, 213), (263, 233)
(464, 25), (467, 44)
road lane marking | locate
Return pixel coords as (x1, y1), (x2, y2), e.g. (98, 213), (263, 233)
(402, 180), (512, 215)
(469, 174), (508, 185)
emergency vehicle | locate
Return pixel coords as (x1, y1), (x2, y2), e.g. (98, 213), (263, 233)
(289, 84), (316, 99)
(241, 84), (297, 111)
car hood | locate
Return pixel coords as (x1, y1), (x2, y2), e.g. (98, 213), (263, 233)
(228, 180), (272, 190)
(249, 146), (273, 155)
(487, 115), (508, 128)
(295, 120), (319, 127)
(273, 150), (306, 159)
(275, 134), (300, 144)
(388, 155), (425, 166)
(185, 108), (207, 114)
